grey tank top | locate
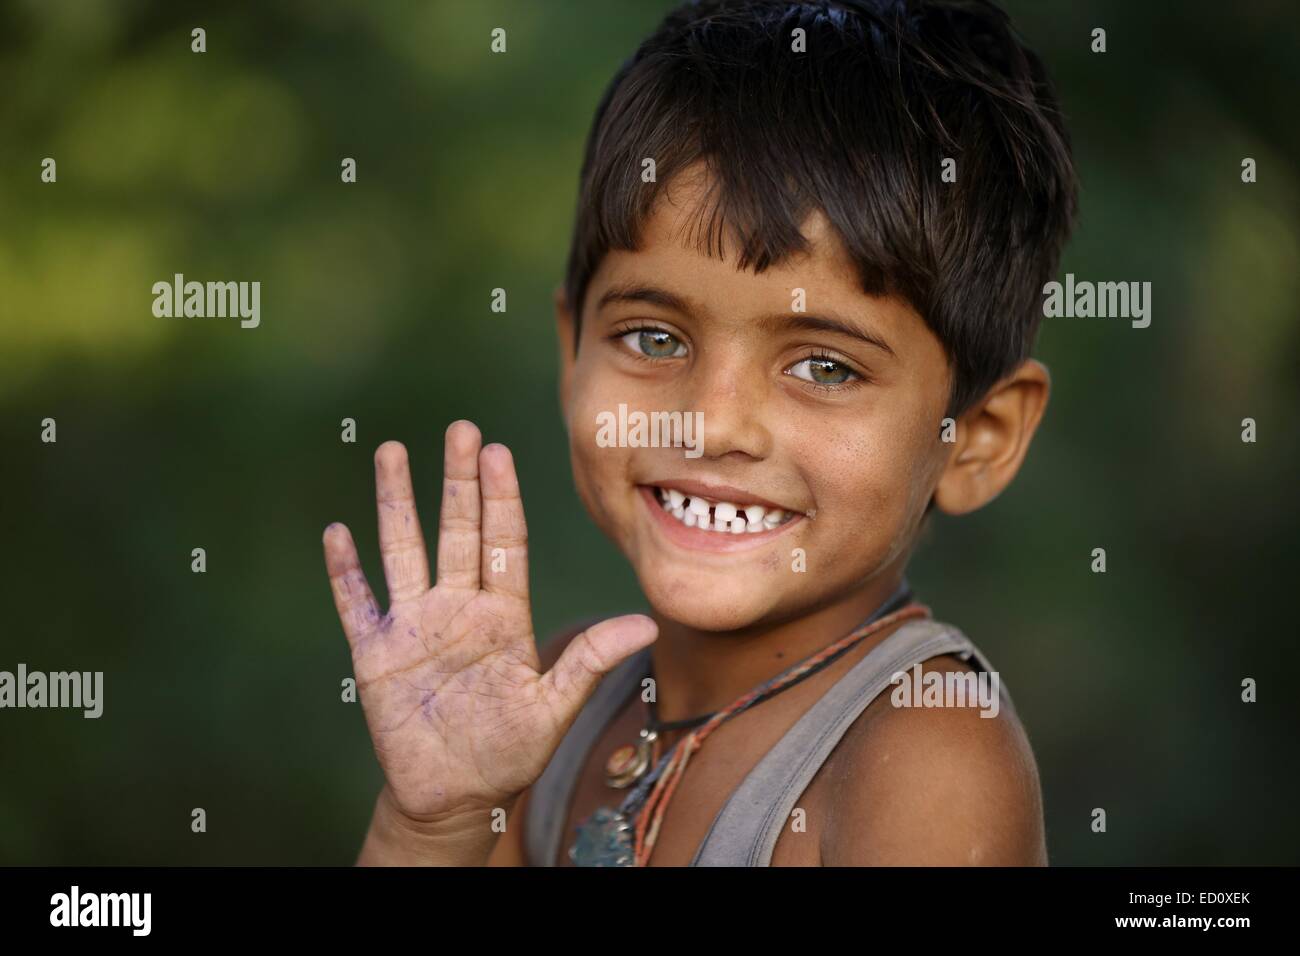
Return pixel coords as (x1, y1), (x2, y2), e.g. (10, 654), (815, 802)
(524, 617), (1015, 866)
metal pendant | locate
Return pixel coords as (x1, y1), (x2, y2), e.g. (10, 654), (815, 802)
(569, 807), (635, 866)
(604, 728), (657, 789)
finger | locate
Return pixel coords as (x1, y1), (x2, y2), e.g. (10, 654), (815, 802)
(541, 615), (658, 721)
(374, 441), (431, 605)
(479, 443), (529, 601)
(436, 420), (483, 590)
(323, 522), (382, 646)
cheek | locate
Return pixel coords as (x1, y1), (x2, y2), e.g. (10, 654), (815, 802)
(567, 351), (627, 438)
(798, 412), (933, 544)
(567, 416), (609, 517)
(566, 360), (608, 460)
(566, 374), (630, 532)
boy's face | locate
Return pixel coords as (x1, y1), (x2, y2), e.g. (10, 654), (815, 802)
(558, 168), (954, 633)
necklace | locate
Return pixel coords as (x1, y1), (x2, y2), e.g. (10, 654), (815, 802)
(602, 706), (708, 789)
(569, 584), (924, 867)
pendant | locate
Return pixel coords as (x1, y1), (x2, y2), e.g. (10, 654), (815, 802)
(604, 728), (657, 789)
(569, 807), (635, 866)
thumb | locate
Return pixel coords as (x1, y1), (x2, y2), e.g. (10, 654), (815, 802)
(540, 614), (658, 725)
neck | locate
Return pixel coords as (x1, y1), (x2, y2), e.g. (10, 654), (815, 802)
(648, 572), (909, 723)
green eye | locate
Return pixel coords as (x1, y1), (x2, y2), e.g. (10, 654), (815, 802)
(789, 356), (856, 385)
(621, 328), (686, 359)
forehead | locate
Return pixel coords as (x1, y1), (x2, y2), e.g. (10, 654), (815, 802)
(636, 164), (851, 287)
(585, 163), (921, 340)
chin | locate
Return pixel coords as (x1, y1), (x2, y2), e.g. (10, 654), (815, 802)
(636, 570), (781, 633)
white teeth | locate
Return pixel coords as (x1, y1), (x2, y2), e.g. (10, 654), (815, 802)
(653, 486), (798, 535)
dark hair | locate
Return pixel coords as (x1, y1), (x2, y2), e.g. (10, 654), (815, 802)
(562, 0), (1077, 416)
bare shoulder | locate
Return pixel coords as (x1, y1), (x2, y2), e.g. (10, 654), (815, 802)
(819, 652), (1046, 866)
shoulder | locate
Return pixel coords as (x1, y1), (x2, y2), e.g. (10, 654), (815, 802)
(819, 651), (1046, 866)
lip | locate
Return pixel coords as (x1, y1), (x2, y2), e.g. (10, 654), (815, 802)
(638, 478), (799, 513)
(636, 485), (804, 553)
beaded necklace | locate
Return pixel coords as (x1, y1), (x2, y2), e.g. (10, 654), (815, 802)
(569, 586), (926, 866)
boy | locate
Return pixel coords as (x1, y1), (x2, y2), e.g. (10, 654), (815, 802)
(322, 0), (1075, 866)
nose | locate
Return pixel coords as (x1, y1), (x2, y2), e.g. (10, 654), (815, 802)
(684, 349), (773, 462)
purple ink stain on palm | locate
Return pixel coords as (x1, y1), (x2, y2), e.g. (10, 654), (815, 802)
(419, 690), (436, 721)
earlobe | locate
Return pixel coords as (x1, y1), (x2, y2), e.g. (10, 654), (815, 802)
(933, 359), (1050, 516)
(554, 284), (576, 420)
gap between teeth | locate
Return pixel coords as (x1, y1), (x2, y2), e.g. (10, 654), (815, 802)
(655, 487), (794, 534)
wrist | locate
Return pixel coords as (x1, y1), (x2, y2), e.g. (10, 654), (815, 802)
(357, 787), (510, 866)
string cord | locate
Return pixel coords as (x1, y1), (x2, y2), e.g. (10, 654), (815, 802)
(630, 600), (931, 865)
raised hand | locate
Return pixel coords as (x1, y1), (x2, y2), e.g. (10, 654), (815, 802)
(322, 421), (656, 858)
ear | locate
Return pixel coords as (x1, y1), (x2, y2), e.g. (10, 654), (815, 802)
(553, 284), (577, 419)
(933, 359), (1050, 516)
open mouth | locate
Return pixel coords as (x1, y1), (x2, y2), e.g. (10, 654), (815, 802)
(646, 484), (800, 535)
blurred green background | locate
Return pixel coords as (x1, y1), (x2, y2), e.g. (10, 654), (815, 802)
(1, 0), (1297, 865)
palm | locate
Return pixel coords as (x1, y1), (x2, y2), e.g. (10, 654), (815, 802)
(323, 422), (655, 824)
(353, 590), (548, 812)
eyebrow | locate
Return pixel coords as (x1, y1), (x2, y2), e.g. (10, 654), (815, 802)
(597, 281), (897, 358)
(763, 314), (896, 358)
(596, 283), (692, 314)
